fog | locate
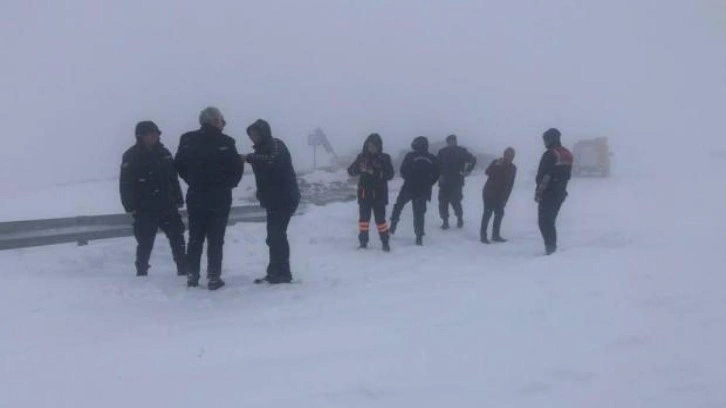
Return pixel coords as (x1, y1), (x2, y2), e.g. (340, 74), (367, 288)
(1, 0), (724, 191)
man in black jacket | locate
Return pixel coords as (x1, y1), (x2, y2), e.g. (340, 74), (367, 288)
(242, 119), (301, 284)
(120, 121), (186, 277)
(437, 134), (477, 229)
(348, 133), (395, 251)
(175, 107), (244, 290)
(390, 136), (440, 246)
(481, 147), (517, 244)
(535, 128), (573, 255)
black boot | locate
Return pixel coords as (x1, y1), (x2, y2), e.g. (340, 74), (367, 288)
(480, 235), (490, 244)
(381, 235), (391, 252)
(187, 273), (200, 287)
(545, 245), (557, 255)
(415, 236), (423, 246)
(492, 236), (507, 243)
(457, 217), (464, 228)
(389, 220), (398, 235)
(136, 263), (149, 277)
(441, 219), (450, 230)
(208, 277), (225, 290)
(175, 261), (187, 276)
(358, 231), (369, 249)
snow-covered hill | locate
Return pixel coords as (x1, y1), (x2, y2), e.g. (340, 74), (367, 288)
(1, 161), (724, 407)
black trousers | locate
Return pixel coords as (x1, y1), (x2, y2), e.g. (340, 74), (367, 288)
(133, 209), (186, 274)
(538, 194), (566, 250)
(266, 206), (297, 281)
(358, 202), (389, 244)
(481, 200), (505, 239)
(391, 188), (428, 237)
(187, 206), (230, 279)
(438, 183), (464, 221)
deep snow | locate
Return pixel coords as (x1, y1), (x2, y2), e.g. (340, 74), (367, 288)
(1, 161), (725, 407)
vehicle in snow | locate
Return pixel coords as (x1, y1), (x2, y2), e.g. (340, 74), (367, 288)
(572, 137), (611, 177)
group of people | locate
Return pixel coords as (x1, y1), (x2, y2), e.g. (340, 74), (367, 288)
(120, 106), (573, 290)
(120, 107), (299, 289)
(347, 130), (573, 254)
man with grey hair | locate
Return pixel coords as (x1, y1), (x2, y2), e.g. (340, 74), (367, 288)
(175, 107), (243, 290)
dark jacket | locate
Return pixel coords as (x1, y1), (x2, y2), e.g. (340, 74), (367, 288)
(348, 133), (395, 205)
(120, 143), (183, 213)
(245, 119), (301, 211)
(483, 159), (517, 205)
(437, 145), (477, 187)
(536, 143), (573, 199)
(400, 137), (440, 201)
(174, 124), (243, 211)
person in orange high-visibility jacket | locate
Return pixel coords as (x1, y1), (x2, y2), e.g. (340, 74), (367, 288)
(347, 133), (394, 252)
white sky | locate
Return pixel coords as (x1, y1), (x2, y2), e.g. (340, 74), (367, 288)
(1, 0), (724, 190)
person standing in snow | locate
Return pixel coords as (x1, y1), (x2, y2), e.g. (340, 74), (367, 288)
(480, 147), (517, 244)
(535, 128), (573, 255)
(241, 119), (301, 284)
(348, 133), (395, 251)
(390, 136), (440, 246)
(437, 134), (477, 229)
(174, 107), (243, 290)
(120, 121), (187, 277)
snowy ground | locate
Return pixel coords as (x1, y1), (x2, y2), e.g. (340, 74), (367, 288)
(1, 161), (725, 407)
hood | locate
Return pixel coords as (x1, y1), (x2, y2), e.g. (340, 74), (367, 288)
(411, 136), (429, 153)
(362, 133), (383, 153)
(446, 134), (457, 146)
(247, 119), (273, 146)
(543, 128), (562, 148)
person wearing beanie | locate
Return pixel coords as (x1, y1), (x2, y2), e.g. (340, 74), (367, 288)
(437, 134), (477, 229)
(535, 128), (573, 255)
(481, 147), (517, 244)
(241, 119), (301, 285)
(119, 120), (187, 277)
(174, 107), (244, 290)
(389, 136), (440, 246)
(347, 133), (395, 251)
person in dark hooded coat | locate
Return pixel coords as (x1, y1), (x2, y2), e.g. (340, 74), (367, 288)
(390, 136), (440, 245)
(535, 128), (573, 255)
(242, 119), (301, 284)
(120, 120), (187, 277)
(347, 133), (394, 251)
(175, 107), (244, 290)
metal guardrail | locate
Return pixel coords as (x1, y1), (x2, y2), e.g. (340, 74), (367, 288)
(0, 206), (268, 251)
(0, 176), (358, 252)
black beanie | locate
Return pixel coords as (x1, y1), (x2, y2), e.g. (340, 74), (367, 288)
(543, 128), (561, 147)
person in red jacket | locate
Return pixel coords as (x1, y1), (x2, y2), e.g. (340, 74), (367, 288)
(535, 128), (573, 255)
(481, 147), (517, 243)
(348, 133), (394, 251)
